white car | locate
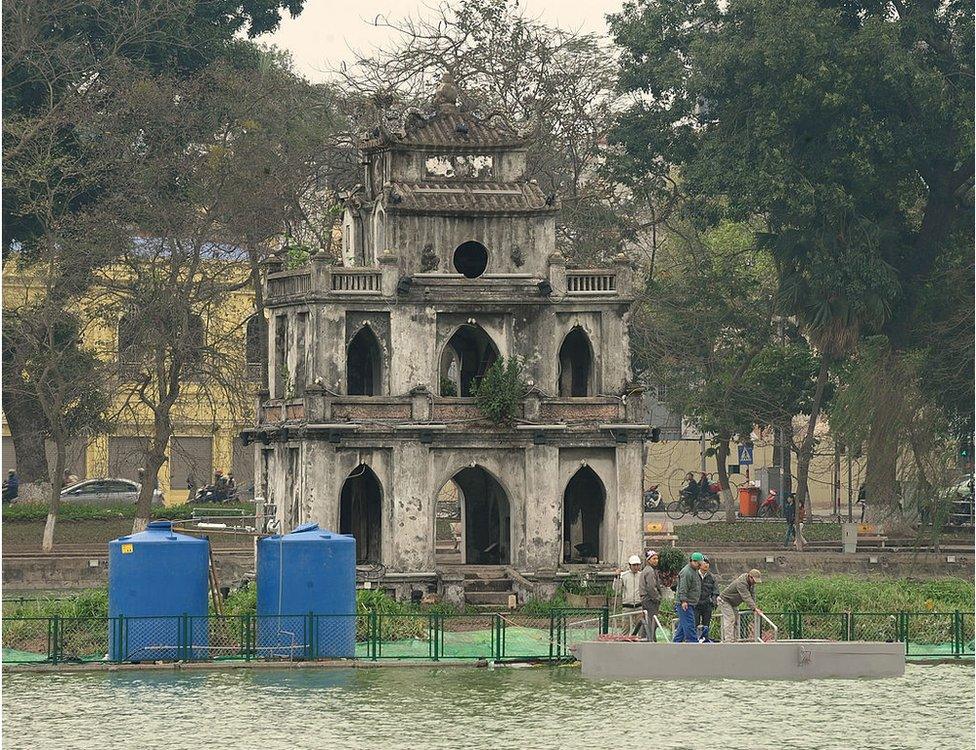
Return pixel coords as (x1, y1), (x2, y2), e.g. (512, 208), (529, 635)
(61, 478), (162, 506)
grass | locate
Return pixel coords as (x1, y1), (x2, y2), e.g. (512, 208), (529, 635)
(3, 501), (255, 522)
(2, 502), (257, 549)
(676, 520), (840, 545)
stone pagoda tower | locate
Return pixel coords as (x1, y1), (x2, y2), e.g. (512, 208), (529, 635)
(251, 77), (648, 600)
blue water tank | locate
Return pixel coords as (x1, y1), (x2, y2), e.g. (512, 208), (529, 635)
(108, 520), (210, 661)
(257, 523), (356, 658)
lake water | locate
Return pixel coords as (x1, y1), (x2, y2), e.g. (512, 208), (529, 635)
(3, 663), (972, 750)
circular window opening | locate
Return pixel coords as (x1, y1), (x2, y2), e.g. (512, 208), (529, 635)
(453, 241), (489, 278)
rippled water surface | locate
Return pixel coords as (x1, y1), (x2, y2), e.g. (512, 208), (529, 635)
(3, 663), (973, 750)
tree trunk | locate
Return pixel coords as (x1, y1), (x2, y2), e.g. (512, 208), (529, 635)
(716, 436), (735, 522)
(794, 356), (831, 551)
(864, 376), (904, 521)
(247, 244), (269, 390)
(42, 440), (67, 552)
(133, 414), (172, 534)
(781, 422), (794, 497)
(2, 387), (50, 500)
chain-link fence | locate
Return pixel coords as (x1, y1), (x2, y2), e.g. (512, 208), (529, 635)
(3, 609), (973, 664)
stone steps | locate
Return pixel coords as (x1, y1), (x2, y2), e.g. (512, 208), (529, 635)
(463, 590), (515, 607)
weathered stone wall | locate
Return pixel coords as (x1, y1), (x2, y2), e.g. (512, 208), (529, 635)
(390, 214), (554, 277)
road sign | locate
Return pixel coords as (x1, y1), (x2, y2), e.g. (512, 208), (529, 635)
(738, 444), (754, 465)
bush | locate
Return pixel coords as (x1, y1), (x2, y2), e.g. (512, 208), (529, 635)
(756, 575), (975, 614)
(471, 357), (527, 424)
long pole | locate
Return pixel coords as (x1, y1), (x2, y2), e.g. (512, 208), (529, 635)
(847, 449), (853, 523)
(833, 442), (841, 519)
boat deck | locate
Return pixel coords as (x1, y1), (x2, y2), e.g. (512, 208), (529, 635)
(576, 640), (906, 680)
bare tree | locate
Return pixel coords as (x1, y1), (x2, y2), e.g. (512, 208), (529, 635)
(340, 0), (622, 263)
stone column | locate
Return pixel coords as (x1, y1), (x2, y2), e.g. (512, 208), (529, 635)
(379, 251), (399, 297)
(391, 442), (433, 571)
(522, 444), (561, 570)
(614, 441), (645, 563)
(548, 252), (567, 295)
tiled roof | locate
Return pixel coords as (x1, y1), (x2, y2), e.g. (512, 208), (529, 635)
(364, 108), (524, 150)
(401, 111), (521, 147)
(387, 181), (557, 214)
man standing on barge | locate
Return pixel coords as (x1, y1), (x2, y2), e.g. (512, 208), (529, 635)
(673, 552), (703, 642)
(638, 550), (664, 641)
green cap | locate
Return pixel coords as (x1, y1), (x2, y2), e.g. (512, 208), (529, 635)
(690, 552), (704, 562)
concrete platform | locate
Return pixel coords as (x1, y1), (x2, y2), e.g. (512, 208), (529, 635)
(577, 640), (906, 681)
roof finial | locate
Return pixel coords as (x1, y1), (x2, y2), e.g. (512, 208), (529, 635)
(432, 72), (459, 112)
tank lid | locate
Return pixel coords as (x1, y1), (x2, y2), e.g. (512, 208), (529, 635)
(148, 520), (174, 531)
(290, 522), (321, 534)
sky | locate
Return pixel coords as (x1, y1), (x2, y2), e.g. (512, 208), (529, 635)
(267, 0), (623, 82)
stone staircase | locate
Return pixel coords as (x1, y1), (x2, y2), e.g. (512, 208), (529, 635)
(461, 568), (515, 608)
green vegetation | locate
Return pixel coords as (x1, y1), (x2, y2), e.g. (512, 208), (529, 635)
(10, 577), (969, 623)
(756, 576), (974, 615)
(471, 358), (527, 424)
(676, 522), (840, 546)
(3, 502), (255, 522)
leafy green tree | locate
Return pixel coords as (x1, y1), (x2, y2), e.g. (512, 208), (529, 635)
(633, 219), (776, 518)
(610, 0), (972, 525)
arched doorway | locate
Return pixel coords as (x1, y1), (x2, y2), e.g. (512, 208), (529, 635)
(558, 327), (593, 397)
(563, 466), (605, 563)
(347, 326), (383, 395)
(339, 464), (383, 564)
(436, 466), (511, 564)
(439, 324), (499, 396)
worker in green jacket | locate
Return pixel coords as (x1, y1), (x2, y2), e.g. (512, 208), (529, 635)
(673, 552), (703, 642)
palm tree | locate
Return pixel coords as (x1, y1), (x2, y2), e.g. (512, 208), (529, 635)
(768, 226), (895, 548)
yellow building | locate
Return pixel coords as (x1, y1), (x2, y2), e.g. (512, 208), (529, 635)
(1, 259), (262, 505)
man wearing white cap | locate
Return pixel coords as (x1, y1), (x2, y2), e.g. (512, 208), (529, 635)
(613, 555), (644, 634)
(638, 550), (664, 641)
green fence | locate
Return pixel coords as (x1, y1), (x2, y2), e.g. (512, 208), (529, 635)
(2, 609), (972, 665)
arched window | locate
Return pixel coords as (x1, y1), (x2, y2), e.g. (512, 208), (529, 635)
(182, 314), (205, 368)
(245, 315), (263, 366)
(558, 326), (593, 397)
(439, 324), (499, 396)
(371, 206), (386, 263)
(563, 466), (605, 563)
(435, 465), (510, 565)
(453, 241), (488, 278)
(117, 313), (140, 375)
(339, 464), (383, 564)
(347, 326), (383, 395)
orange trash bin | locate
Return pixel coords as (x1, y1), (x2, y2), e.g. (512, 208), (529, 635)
(738, 486), (760, 517)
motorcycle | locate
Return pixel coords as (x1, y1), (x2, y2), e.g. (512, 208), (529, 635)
(756, 489), (779, 518)
(679, 473), (721, 512)
(643, 484), (664, 512)
(194, 483), (239, 504)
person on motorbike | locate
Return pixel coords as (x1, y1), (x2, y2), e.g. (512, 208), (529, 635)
(681, 472), (700, 509)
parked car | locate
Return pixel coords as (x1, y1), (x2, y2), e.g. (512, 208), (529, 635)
(60, 478), (161, 506)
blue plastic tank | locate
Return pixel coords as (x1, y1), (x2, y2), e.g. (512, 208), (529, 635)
(257, 523), (356, 658)
(108, 520), (210, 661)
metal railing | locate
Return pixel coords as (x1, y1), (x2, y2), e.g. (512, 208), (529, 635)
(3, 609), (973, 665)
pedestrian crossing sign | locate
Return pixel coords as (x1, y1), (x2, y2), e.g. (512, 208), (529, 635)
(738, 444), (754, 465)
